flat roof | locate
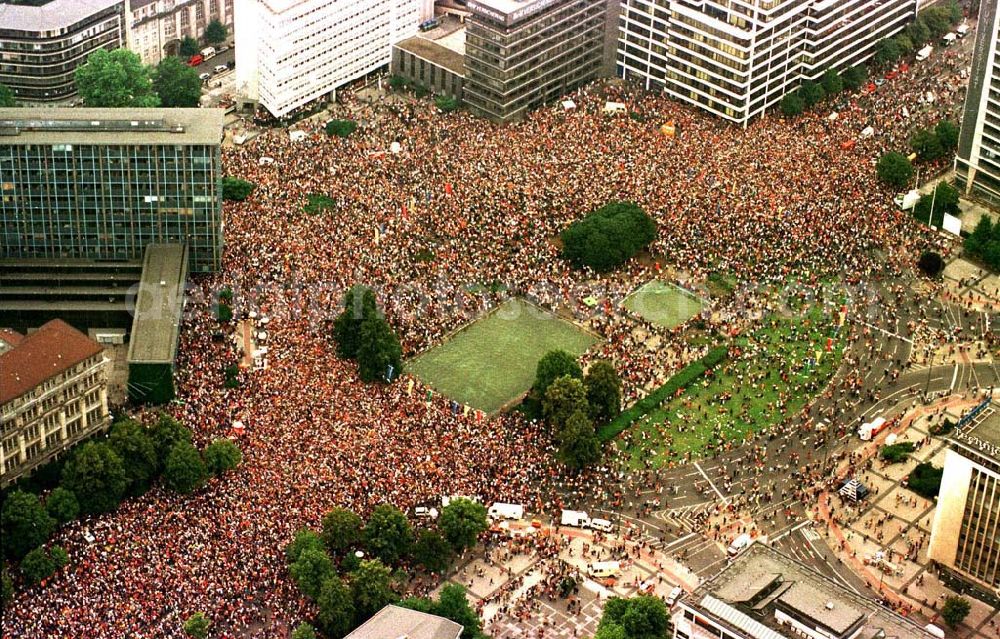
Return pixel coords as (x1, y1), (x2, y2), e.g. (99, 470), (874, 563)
(396, 36), (466, 76)
(467, 0), (567, 25)
(953, 403), (1000, 459)
(689, 544), (930, 639)
(0, 108), (223, 146)
(127, 244), (187, 364)
(0, 0), (122, 33)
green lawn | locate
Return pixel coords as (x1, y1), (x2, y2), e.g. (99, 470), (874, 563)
(623, 281), (706, 328)
(408, 298), (600, 413)
(617, 305), (843, 467)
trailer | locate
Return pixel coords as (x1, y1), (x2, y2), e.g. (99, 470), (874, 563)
(859, 416), (886, 440)
(488, 502), (524, 520)
(560, 510), (590, 528)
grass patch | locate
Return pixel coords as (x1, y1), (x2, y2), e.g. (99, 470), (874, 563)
(408, 298), (599, 413)
(616, 305), (844, 467)
(303, 193), (335, 215)
(623, 280), (706, 329)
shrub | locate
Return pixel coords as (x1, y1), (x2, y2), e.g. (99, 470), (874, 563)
(561, 201), (657, 272)
(222, 177), (255, 201)
(917, 251), (944, 278)
(780, 92), (804, 117)
(798, 80), (825, 108)
(597, 345), (727, 441)
(434, 95), (460, 112)
(907, 462), (943, 499)
(325, 119), (357, 138)
(880, 441), (915, 463)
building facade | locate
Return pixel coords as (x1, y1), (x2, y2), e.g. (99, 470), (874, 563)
(929, 404), (1000, 597)
(0, 319), (110, 487)
(126, 0), (235, 65)
(0, 0), (126, 103)
(463, 0), (608, 122)
(617, 0), (918, 126)
(955, 0), (1000, 204)
(0, 108), (223, 273)
(235, 0), (421, 118)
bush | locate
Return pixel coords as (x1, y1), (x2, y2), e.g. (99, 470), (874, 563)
(874, 38), (902, 67)
(20, 546), (57, 585)
(935, 120), (959, 151)
(435, 95), (460, 112)
(597, 345), (727, 442)
(779, 92), (804, 117)
(917, 251), (944, 277)
(964, 215), (1000, 271)
(880, 441), (915, 463)
(561, 201), (657, 272)
(876, 152), (913, 190)
(325, 119), (358, 138)
(387, 75), (408, 90)
(910, 128), (944, 162)
(222, 177), (255, 201)
(907, 462), (943, 499)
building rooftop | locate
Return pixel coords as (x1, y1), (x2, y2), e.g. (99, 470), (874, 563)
(127, 244), (188, 365)
(396, 35), (466, 76)
(0, 328), (24, 350)
(0, 108), (224, 146)
(0, 319), (103, 404)
(0, 0), (121, 33)
(467, 0), (564, 25)
(952, 403), (1000, 461)
(345, 605), (463, 639)
(688, 544), (931, 639)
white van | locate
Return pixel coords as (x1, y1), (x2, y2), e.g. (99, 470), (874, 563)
(956, 24), (969, 38)
(561, 510), (590, 527)
(589, 518), (614, 532)
(666, 586), (683, 606)
(488, 502), (524, 520)
(727, 533), (753, 557)
(587, 561), (621, 579)
(200, 46), (216, 59)
(942, 33), (957, 47)
(916, 45), (933, 61)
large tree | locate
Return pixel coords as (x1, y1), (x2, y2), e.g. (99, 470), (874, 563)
(150, 413), (193, 471)
(20, 546), (57, 586)
(363, 504), (413, 565)
(350, 559), (399, 624)
(598, 595), (671, 639)
(841, 65), (868, 91)
(317, 576), (355, 638)
(322, 507), (364, 554)
(797, 81), (825, 108)
(819, 69), (843, 96)
(109, 419), (158, 495)
(439, 498), (488, 552)
(543, 375), (590, 430)
(153, 56), (202, 107)
(45, 487), (80, 526)
(873, 38), (902, 67)
(60, 442), (127, 515)
(290, 547), (335, 600)
(561, 201), (656, 272)
(935, 120), (959, 151)
(163, 441), (208, 494)
(179, 36), (200, 57)
(558, 411), (602, 470)
(584, 360), (622, 424)
(940, 596), (971, 629)
(410, 529), (452, 573)
(876, 152), (913, 190)
(779, 92), (804, 117)
(435, 584), (485, 639)
(533, 350), (583, 396)
(1, 491), (55, 560)
(333, 286), (378, 359)
(356, 313), (403, 383)
(203, 438), (242, 476)
(910, 128), (945, 162)
(203, 19), (227, 45)
(75, 48), (159, 107)
(286, 528), (325, 564)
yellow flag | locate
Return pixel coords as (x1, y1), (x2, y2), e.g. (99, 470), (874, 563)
(407, 379), (414, 396)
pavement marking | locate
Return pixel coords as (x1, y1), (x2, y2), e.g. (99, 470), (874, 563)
(771, 519), (812, 542)
(694, 462), (729, 505)
(661, 532), (699, 551)
(856, 320), (914, 344)
(950, 362), (959, 391)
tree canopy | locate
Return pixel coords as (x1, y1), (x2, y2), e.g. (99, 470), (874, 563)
(322, 507), (364, 554)
(290, 547), (335, 600)
(558, 410), (602, 469)
(203, 19), (228, 44)
(940, 596), (971, 629)
(203, 439), (242, 475)
(841, 66), (868, 91)
(45, 487), (80, 526)
(439, 498), (488, 552)
(0, 83), (15, 107)
(917, 251), (944, 278)
(597, 595), (671, 639)
(179, 36), (200, 57)
(2, 491), (55, 560)
(561, 202), (657, 272)
(533, 350), (583, 396)
(317, 576), (355, 638)
(543, 376), (590, 430)
(964, 215), (1000, 271)
(60, 442), (127, 515)
(910, 127), (945, 162)
(363, 504), (413, 565)
(584, 360), (622, 424)
(876, 152), (913, 190)
(779, 92), (804, 117)
(410, 529), (452, 573)
(819, 69), (843, 96)
(350, 559), (398, 623)
(163, 441), (208, 494)
(109, 419), (158, 495)
(222, 177), (256, 201)
(75, 48), (159, 107)
(153, 56), (202, 107)
(797, 80), (825, 108)
(333, 286), (402, 383)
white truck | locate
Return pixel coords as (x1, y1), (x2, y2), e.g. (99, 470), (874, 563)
(894, 190), (920, 211)
(200, 46), (217, 60)
(488, 502), (524, 520)
(916, 45), (933, 61)
(561, 509), (591, 528)
(859, 416), (887, 441)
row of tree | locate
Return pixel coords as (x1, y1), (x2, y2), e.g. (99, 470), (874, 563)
(561, 202), (657, 273)
(178, 19), (229, 57)
(285, 498), (488, 637)
(1, 415), (241, 606)
(872, 1), (964, 68)
(780, 66), (868, 117)
(332, 286), (404, 383)
(74, 48), (203, 108)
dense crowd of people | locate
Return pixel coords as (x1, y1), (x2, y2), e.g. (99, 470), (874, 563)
(3, 33), (983, 638)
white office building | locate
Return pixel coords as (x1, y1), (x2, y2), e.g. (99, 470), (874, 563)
(955, 0), (1000, 204)
(617, 0), (918, 126)
(235, 0), (421, 118)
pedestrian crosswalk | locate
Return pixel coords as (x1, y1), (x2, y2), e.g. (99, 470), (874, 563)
(651, 501), (714, 534)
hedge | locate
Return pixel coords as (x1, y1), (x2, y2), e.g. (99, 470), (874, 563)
(597, 345), (728, 442)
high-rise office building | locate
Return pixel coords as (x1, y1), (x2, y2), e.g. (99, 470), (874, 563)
(617, 0), (918, 126)
(0, 108), (224, 273)
(955, 0), (1000, 205)
(0, 319), (111, 487)
(234, 0), (421, 118)
(929, 404), (1000, 596)
(0, 0), (126, 103)
(464, 0), (608, 123)
(126, 0), (235, 65)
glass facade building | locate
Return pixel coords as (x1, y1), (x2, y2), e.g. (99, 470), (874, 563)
(0, 108), (223, 273)
(0, 0), (125, 103)
(464, 0), (608, 122)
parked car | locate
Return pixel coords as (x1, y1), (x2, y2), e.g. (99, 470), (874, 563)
(199, 72), (211, 81)
(214, 64), (228, 74)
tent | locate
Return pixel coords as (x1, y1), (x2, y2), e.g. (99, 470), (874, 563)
(289, 130), (307, 142)
(603, 101), (626, 115)
(561, 100), (576, 111)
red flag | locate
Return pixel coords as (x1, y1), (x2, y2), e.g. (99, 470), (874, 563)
(826, 338), (833, 351)
(444, 182), (453, 195)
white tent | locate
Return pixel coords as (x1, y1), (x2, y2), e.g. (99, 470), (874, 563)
(289, 130), (307, 142)
(603, 101), (626, 115)
(561, 100), (576, 111)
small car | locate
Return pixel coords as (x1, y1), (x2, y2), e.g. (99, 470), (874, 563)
(199, 72), (211, 81)
(214, 64), (228, 74)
